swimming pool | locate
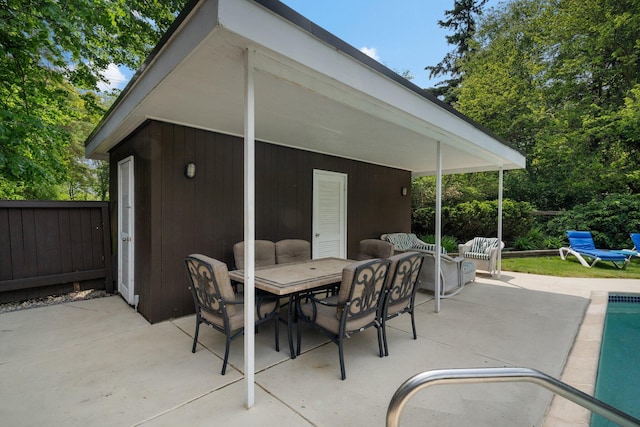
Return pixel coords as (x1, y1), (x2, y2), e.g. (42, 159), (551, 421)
(591, 294), (640, 426)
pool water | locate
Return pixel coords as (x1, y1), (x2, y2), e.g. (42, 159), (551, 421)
(591, 294), (640, 426)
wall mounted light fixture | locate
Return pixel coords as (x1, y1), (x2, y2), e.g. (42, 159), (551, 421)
(184, 162), (196, 179)
(401, 187), (408, 196)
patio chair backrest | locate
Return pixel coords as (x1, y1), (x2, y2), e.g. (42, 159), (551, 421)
(233, 240), (276, 269)
(275, 239), (311, 264)
(337, 258), (390, 321)
(630, 233), (640, 251)
(185, 254), (237, 316)
(358, 239), (394, 259)
(385, 252), (423, 307)
(567, 231), (596, 252)
(469, 237), (500, 254)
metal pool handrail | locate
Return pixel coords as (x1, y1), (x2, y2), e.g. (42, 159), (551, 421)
(386, 367), (640, 427)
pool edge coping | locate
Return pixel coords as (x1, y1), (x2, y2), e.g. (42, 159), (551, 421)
(543, 291), (608, 426)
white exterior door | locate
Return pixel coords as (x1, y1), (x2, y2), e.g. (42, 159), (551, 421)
(117, 156), (135, 305)
(312, 170), (347, 259)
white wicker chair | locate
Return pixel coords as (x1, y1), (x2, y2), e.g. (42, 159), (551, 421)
(380, 233), (446, 254)
(381, 233), (475, 294)
(458, 237), (504, 276)
(418, 252), (475, 297)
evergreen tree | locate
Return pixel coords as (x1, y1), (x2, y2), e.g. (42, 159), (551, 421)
(425, 0), (488, 104)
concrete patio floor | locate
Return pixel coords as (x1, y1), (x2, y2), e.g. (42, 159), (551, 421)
(2, 271), (639, 426)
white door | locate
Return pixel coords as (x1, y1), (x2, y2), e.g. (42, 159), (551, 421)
(312, 170), (347, 259)
(117, 156), (135, 305)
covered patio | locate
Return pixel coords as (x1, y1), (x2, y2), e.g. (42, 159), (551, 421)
(84, 0), (529, 411)
(4, 273), (638, 426)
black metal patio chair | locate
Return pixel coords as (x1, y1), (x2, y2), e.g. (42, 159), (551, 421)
(296, 258), (390, 380)
(185, 254), (279, 375)
(381, 252), (424, 356)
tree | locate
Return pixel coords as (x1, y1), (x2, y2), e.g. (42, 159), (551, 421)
(0, 0), (186, 199)
(425, 0), (489, 104)
(454, 0), (640, 210)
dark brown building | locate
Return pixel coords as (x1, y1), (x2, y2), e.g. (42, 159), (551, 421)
(109, 120), (410, 323)
(87, 0), (525, 323)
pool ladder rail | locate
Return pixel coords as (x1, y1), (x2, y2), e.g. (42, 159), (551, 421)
(386, 367), (640, 427)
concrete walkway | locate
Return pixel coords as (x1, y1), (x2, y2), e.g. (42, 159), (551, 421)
(1, 272), (639, 426)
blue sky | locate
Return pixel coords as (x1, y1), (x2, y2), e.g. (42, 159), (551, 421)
(280, 0), (502, 88)
(102, 0), (501, 91)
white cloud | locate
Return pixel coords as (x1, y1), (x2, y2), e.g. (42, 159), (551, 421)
(360, 46), (380, 61)
(98, 64), (128, 92)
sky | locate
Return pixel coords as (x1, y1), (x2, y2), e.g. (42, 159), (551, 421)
(101, 0), (502, 92)
(279, 0), (502, 88)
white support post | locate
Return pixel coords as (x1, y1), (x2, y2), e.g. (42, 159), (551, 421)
(243, 48), (256, 408)
(434, 141), (442, 313)
(497, 167), (504, 279)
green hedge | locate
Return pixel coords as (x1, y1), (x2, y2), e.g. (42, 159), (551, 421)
(544, 194), (640, 249)
(412, 199), (535, 246)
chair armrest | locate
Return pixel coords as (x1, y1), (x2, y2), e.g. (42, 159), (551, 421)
(297, 291), (341, 306)
(297, 293), (343, 322)
(404, 248), (433, 255)
(488, 246), (502, 263)
(458, 244), (471, 254)
(412, 242), (437, 251)
(438, 253), (462, 265)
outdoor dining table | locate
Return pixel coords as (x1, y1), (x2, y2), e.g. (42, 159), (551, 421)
(229, 257), (354, 359)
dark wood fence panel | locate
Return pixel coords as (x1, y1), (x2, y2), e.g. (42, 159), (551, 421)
(0, 201), (113, 303)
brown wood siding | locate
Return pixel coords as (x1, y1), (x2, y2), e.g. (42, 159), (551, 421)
(110, 120), (411, 323)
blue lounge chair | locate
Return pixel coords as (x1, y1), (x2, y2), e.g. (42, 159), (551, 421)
(559, 230), (630, 269)
(631, 233), (640, 251)
(625, 233), (640, 257)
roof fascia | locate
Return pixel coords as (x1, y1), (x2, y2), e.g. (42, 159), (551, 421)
(219, 0), (524, 166)
(84, 0), (212, 156)
(249, 0), (521, 154)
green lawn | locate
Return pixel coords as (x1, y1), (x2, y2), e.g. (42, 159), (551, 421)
(501, 256), (640, 279)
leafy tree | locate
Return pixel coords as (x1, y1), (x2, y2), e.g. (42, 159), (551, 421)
(56, 89), (105, 200)
(454, 0), (640, 210)
(96, 161), (110, 201)
(412, 172), (499, 209)
(1, 0), (186, 199)
(412, 198), (535, 245)
(425, 0), (489, 103)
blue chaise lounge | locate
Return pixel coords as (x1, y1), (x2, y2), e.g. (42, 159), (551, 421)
(559, 230), (630, 269)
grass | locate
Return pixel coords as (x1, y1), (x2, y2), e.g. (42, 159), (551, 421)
(501, 256), (640, 279)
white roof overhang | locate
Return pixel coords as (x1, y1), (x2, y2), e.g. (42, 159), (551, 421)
(85, 0), (525, 176)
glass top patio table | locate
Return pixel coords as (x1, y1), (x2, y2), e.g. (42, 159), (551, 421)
(228, 257), (354, 296)
(229, 257), (354, 359)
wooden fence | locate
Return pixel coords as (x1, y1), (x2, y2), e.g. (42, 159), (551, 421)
(0, 200), (113, 303)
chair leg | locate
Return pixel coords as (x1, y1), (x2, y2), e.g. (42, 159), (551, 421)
(382, 318), (390, 357)
(221, 335), (231, 375)
(274, 315), (280, 352)
(410, 309), (417, 339)
(376, 324), (384, 358)
(192, 318), (200, 353)
(338, 336), (346, 380)
(296, 315), (302, 356)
